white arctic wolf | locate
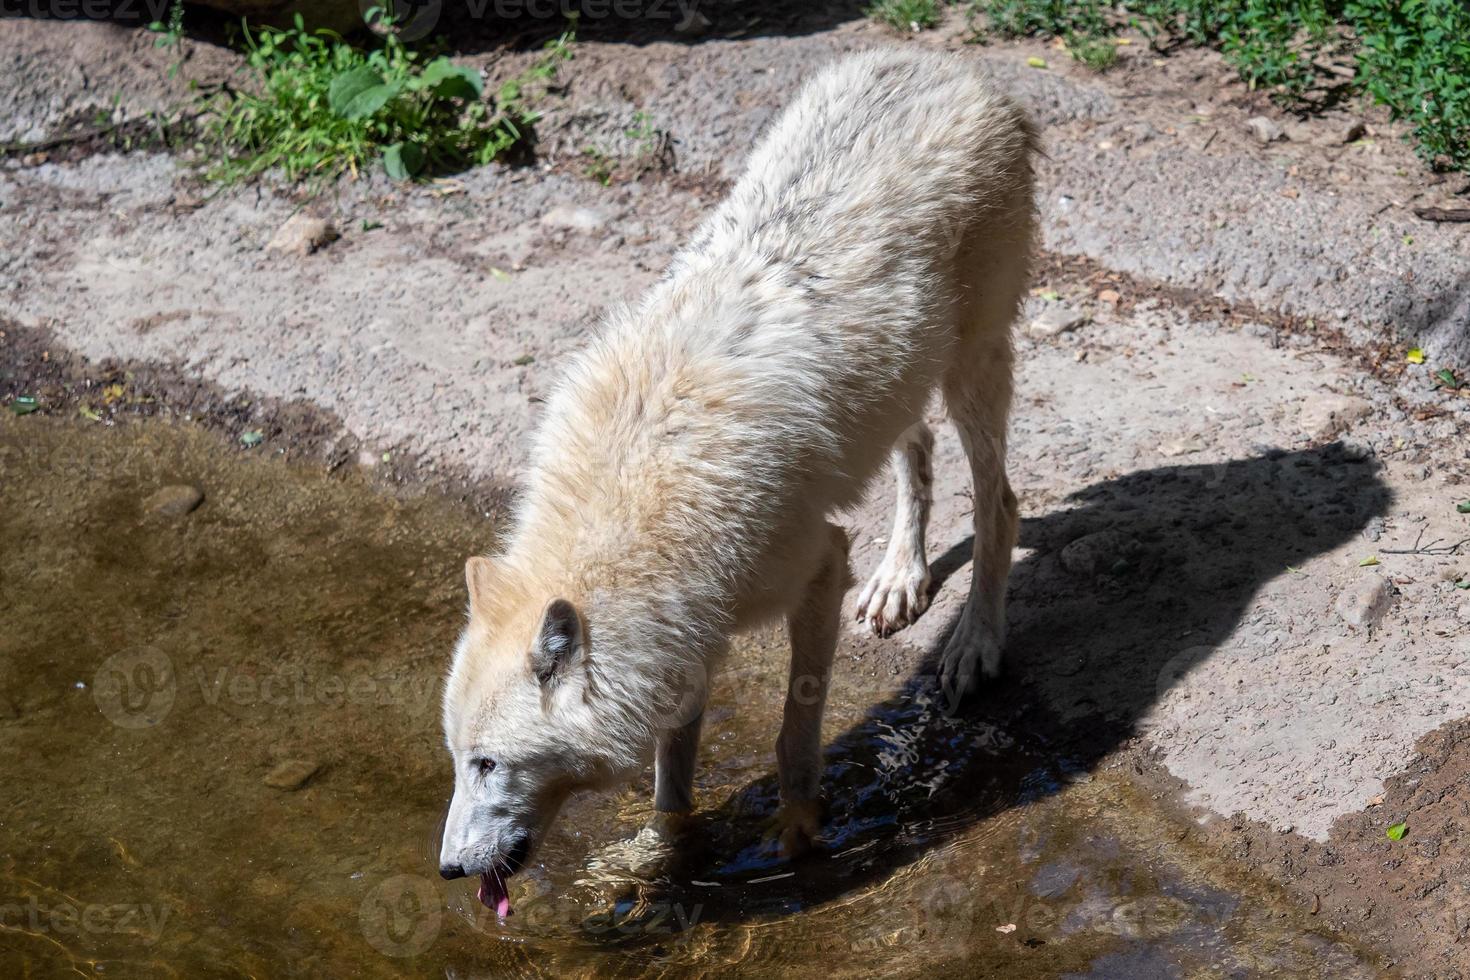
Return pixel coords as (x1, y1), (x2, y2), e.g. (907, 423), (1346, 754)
(439, 48), (1036, 915)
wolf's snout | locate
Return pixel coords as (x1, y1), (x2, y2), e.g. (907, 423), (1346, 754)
(439, 863), (467, 881)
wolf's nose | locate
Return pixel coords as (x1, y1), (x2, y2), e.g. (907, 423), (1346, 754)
(439, 863), (467, 881)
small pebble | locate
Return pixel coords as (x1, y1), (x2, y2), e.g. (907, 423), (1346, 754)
(1247, 116), (1285, 144)
(1026, 307), (1087, 340)
(1335, 576), (1392, 629)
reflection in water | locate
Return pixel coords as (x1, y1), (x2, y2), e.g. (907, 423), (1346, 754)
(0, 417), (1384, 977)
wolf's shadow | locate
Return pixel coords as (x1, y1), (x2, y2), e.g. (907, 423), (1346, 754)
(602, 443), (1391, 930)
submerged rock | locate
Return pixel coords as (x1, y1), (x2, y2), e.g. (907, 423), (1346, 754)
(264, 759), (321, 791)
(143, 484), (204, 519)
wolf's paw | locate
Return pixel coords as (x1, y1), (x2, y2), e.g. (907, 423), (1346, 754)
(937, 626), (1002, 712)
(768, 798), (824, 859)
(854, 558), (931, 637)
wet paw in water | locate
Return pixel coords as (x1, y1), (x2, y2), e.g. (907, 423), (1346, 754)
(768, 798), (824, 859)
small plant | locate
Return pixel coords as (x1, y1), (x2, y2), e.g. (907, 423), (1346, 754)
(867, 0), (942, 33)
(581, 145), (613, 185)
(203, 14), (573, 183)
(148, 0), (187, 78)
(148, 0), (185, 49)
(625, 111), (658, 155)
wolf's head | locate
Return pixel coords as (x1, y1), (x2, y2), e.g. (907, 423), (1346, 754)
(437, 555), (659, 916)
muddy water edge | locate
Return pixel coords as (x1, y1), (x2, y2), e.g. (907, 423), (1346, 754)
(0, 415), (1379, 978)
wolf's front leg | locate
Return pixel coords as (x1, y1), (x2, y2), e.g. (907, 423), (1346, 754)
(856, 422), (934, 636)
(652, 703), (705, 837)
(588, 693), (705, 876)
(774, 523), (850, 857)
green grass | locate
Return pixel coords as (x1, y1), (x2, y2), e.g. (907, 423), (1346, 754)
(1067, 34), (1118, 71)
(201, 17), (573, 183)
(867, 0), (943, 33)
(969, 0), (1470, 170)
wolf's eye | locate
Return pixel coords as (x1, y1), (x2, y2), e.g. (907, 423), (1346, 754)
(473, 757), (496, 778)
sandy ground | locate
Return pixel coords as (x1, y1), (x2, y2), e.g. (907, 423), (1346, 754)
(3, 7), (1469, 974)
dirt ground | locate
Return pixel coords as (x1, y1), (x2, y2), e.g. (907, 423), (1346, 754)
(2, 4), (1469, 976)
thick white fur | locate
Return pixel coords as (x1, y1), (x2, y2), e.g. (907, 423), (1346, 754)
(440, 48), (1036, 879)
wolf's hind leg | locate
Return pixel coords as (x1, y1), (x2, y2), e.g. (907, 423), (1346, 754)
(774, 523), (850, 858)
(855, 421), (934, 636)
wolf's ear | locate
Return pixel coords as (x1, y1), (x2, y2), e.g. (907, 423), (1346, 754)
(464, 556), (501, 616)
(531, 598), (583, 687)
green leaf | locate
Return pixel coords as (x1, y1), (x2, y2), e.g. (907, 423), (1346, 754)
(1358, 555), (1379, 567)
(1386, 822), (1407, 841)
(1435, 368), (1460, 388)
(240, 429), (264, 448)
(9, 395), (38, 416)
(383, 142), (424, 181)
(328, 68), (399, 120)
(1458, 501), (1470, 514)
(420, 58), (483, 101)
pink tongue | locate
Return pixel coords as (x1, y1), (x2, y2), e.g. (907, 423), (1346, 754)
(477, 872), (512, 919)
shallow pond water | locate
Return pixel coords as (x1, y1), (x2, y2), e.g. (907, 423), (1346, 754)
(0, 416), (1379, 978)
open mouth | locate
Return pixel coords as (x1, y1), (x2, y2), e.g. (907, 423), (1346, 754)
(477, 867), (512, 919)
(475, 835), (531, 919)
